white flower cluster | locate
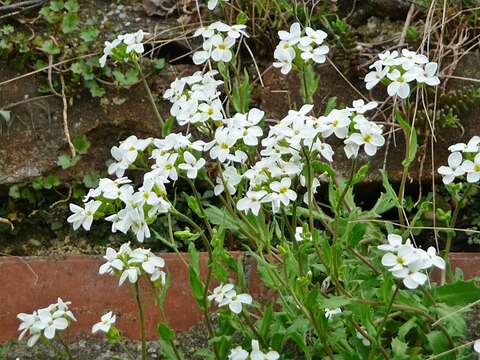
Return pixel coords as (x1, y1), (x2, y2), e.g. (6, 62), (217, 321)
(273, 22), (329, 75)
(99, 242), (166, 286)
(163, 70), (224, 126)
(365, 49), (440, 98)
(68, 131), (210, 242)
(379, 234), (445, 289)
(438, 136), (480, 184)
(236, 100), (384, 215)
(208, 283), (253, 314)
(228, 340), (280, 360)
(99, 29), (149, 67)
(193, 21), (248, 65)
(206, 108), (264, 164)
(17, 298), (76, 347)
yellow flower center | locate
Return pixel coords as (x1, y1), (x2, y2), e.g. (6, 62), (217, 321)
(363, 134), (372, 143)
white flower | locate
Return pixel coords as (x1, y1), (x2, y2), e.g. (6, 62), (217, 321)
(448, 136), (480, 153)
(325, 307), (342, 320)
(460, 152), (480, 183)
(381, 244), (416, 272)
(214, 166), (242, 195)
(349, 100), (378, 114)
(321, 109), (351, 139)
(392, 260), (428, 289)
(219, 290), (253, 314)
(228, 346), (249, 360)
(273, 48), (293, 75)
(99, 247), (125, 275)
(208, 283), (234, 303)
(347, 122), (385, 156)
(301, 45), (329, 64)
(208, 128), (239, 163)
(300, 27), (327, 46)
(437, 151), (465, 184)
(365, 62), (389, 90)
(178, 151), (206, 179)
(474, 339), (480, 353)
(129, 249), (165, 275)
(269, 177), (297, 206)
(386, 69), (412, 99)
(211, 35), (235, 63)
(119, 266), (140, 286)
(414, 62), (440, 86)
(424, 246), (446, 270)
(237, 190), (268, 215)
(67, 200), (102, 231)
(400, 49), (428, 70)
(295, 226), (311, 242)
(278, 22), (301, 45)
(92, 312), (116, 334)
(357, 331), (371, 346)
(35, 308), (69, 340)
(378, 50), (401, 66)
(378, 234), (407, 252)
(250, 340), (280, 360)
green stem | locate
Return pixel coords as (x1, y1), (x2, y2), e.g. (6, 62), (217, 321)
(134, 282), (147, 360)
(372, 284), (399, 356)
(137, 62), (164, 127)
(57, 334), (73, 360)
(336, 158), (357, 215)
(442, 183), (473, 284)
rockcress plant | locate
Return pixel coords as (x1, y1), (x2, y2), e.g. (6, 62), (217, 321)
(16, 18), (480, 359)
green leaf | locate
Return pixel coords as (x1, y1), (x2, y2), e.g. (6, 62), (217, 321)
(64, 0), (79, 12)
(427, 330), (451, 358)
(43, 175), (60, 189)
(398, 318), (416, 341)
(73, 135), (91, 154)
(188, 243), (205, 309)
(32, 177), (44, 190)
(157, 323), (175, 342)
(351, 164), (369, 186)
(162, 116), (174, 137)
(61, 12), (79, 34)
(380, 170), (400, 208)
(40, 40), (60, 55)
(184, 193), (203, 218)
(346, 222), (367, 247)
(436, 280), (480, 306)
(113, 69), (139, 87)
(311, 160), (336, 177)
(371, 191), (397, 215)
(259, 302), (273, 338)
(324, 97), (337, 115)
(83, 172), (100, 188)
(396, 111), (418, 168)
(8, 185), (20, 199)
(319, 296), (351, 309)
(204, 205), (239, 232)
(152, 58), (166, 70)
(80, 28), (99, 42)
(49, 1), (64, 11)
(391, 338), (409, 359)
(85, 80), (105, 97)
(57, 154), (79, 169)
